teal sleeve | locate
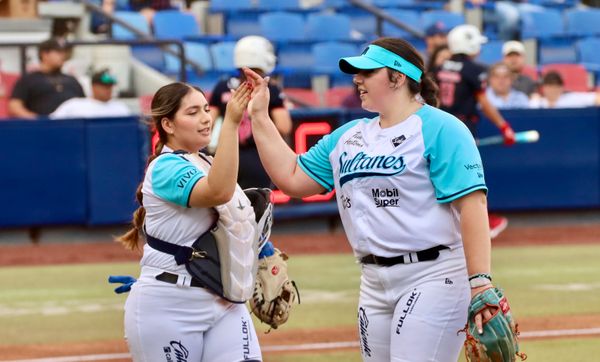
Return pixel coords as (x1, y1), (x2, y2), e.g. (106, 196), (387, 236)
(151, 154), (206, 207)
(422, 113), (487, 203)
(297, 119), (362, 191)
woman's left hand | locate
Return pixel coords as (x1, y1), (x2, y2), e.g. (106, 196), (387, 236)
(471, 284), (494, 334)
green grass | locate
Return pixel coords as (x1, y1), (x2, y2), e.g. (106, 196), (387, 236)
(1, 243), (600, 360)
(263, 338), (600, 362)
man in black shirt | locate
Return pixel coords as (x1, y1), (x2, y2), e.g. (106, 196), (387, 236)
(433, 25), (515, 239)
(209, 36), (292, 189)
(9, 38), (84, 119)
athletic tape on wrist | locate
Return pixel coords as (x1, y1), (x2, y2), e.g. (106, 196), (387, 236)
(470, 277), (493, 289)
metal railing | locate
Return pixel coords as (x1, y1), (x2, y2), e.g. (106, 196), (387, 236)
(348, 0), (425, 39)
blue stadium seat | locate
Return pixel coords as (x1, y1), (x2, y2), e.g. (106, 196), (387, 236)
(478, 40), (504, 65)
(226, 13), (262, 39)
(420, 10), (464, 30)
(382, 9), (421, 38)
(277, 43), (314, 72)
(165, 42), (213, 74)
(565, 9), (600, 37)
(340, 8), (377, 39)
(312, 41), (357, 75)
(538, 38), (577, 65)
(210, 0), (254, 12)
(577, 37), (600, 66)
(210, 41), (237, 73)
(112, 11), (150, 39)
(257, 0), (301, 11)
(305, 13), (353, 41)
(259, 12), (305, 42)
(312, 42), (356, 86)
(153, 10), (201, 39)
(373, 0), (416, 7)
(521, 9), (564, 39)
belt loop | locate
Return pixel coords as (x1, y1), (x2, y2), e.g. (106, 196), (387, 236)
(176, 274), (191, 288)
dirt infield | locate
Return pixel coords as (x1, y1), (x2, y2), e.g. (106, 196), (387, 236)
(1, 222), (599, 360)
(1, 223), (599, 267)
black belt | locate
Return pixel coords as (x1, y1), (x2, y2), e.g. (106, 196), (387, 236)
(360, 245), (449, 266)
(155, 272), (205, 288)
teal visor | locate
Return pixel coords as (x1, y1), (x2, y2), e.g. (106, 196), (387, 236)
(339, 44), (423, 83)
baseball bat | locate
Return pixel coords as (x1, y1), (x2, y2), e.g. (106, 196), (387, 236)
(477, 130), (540, 147)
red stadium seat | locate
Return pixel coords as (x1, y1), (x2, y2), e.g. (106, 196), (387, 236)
(0, 72), (20, 119)
(325, 86), (355, 107)
(541, 64), (590, 92)
(283, 88), (321, 108)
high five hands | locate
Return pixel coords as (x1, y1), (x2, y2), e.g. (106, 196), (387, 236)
(242, 67), (270, 118)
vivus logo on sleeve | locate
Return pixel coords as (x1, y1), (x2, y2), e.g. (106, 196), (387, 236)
(338, 151), (406, 187)
(163, 341), (189, 362)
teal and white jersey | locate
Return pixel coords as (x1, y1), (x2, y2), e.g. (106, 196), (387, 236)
(140, 146), (217, 273)
(298, 104), (487, 258)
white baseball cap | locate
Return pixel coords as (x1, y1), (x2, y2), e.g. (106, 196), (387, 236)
(502, 40), (525, 56)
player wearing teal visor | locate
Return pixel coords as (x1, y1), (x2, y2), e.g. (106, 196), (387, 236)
(339, 44), (423, 83)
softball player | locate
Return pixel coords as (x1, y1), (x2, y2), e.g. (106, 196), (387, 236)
(116, 81), (263, 362)
(244, 38), (498, 362)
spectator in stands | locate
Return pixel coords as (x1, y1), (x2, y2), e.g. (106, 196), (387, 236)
(50, 69), (131, 119)
(129, 0), (178, 26)
(8, 38), (85, 119)
(426, 44), (451, 74)
(529, 71), (600, 108)
(502, 40), (537, 97)
(470, 0), (544, 41)
(209, 36), (292, 189)
(485, 63), (529, 109)
(433, 25), (515, 239)
(424, 22), (448, 60)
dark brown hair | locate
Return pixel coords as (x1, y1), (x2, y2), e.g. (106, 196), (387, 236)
(542, 71), (564, 86)
(116, 82), (203, 250)
(371, 37), (439, 107)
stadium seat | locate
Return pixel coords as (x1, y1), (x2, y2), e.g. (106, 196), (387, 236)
(259, 12), (305, 42)
(283, 88), (321, 107)
(382, 9), (421, 38)
(577, 37), (600, 82)
(373, 0), (416, 7)
(256, 0), (301, 11)
(210, 41), (237, 73)
(340, 8), (377, 39)
(420, 10), (464, 30)
(0, 72), (19, 119)
(210, 0), (254, 12)
(305, 13), (353, 42)
(112, 11), (150, 40)
(541, 64), (590, 92)
(312, 42), (358, 75)
(478, 40), (504, 65)
(153, 10), (201, 39)
(165, 42), (212, 74)
(277, 43), (314, 72)
(565, 9), (600, 37)
(538, 38), (577, 65)
(226, 13), (262, 39)
(521, 9), (564, 39)
(325, 86), (355, 107)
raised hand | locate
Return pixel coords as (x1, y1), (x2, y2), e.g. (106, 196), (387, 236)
(224, 80), (252, 124)
(242, 67), (270, 119)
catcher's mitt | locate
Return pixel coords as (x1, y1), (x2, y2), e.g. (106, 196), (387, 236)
(249, 248), (299, 331)
(462, 287), (526, 362)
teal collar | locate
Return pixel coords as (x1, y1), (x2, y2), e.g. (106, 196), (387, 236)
(339, 44), (422, 83)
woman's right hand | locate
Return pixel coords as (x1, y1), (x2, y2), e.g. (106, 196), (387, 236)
(243, 67), (271, 119)
(224, 81), (252, 124)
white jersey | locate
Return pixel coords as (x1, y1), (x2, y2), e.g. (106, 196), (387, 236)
(140, 146), (217, 275)
(50, 97), (132, 119)
(298, 104), (487, 258)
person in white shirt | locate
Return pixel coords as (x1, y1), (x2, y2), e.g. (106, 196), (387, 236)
(50, 69), (131, 119)
(485, 63), (529, 109)
(529, 71), (600, 109)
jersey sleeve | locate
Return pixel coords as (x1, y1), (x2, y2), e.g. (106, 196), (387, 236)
(151, 154), (206, 207)
(297, 119), (361, 191)
(422, 111), (487, 203)
(467, 63), (487, 95)
(10, 76), (29, 102)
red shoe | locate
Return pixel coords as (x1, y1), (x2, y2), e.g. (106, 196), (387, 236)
(489, 214), (508, 239)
